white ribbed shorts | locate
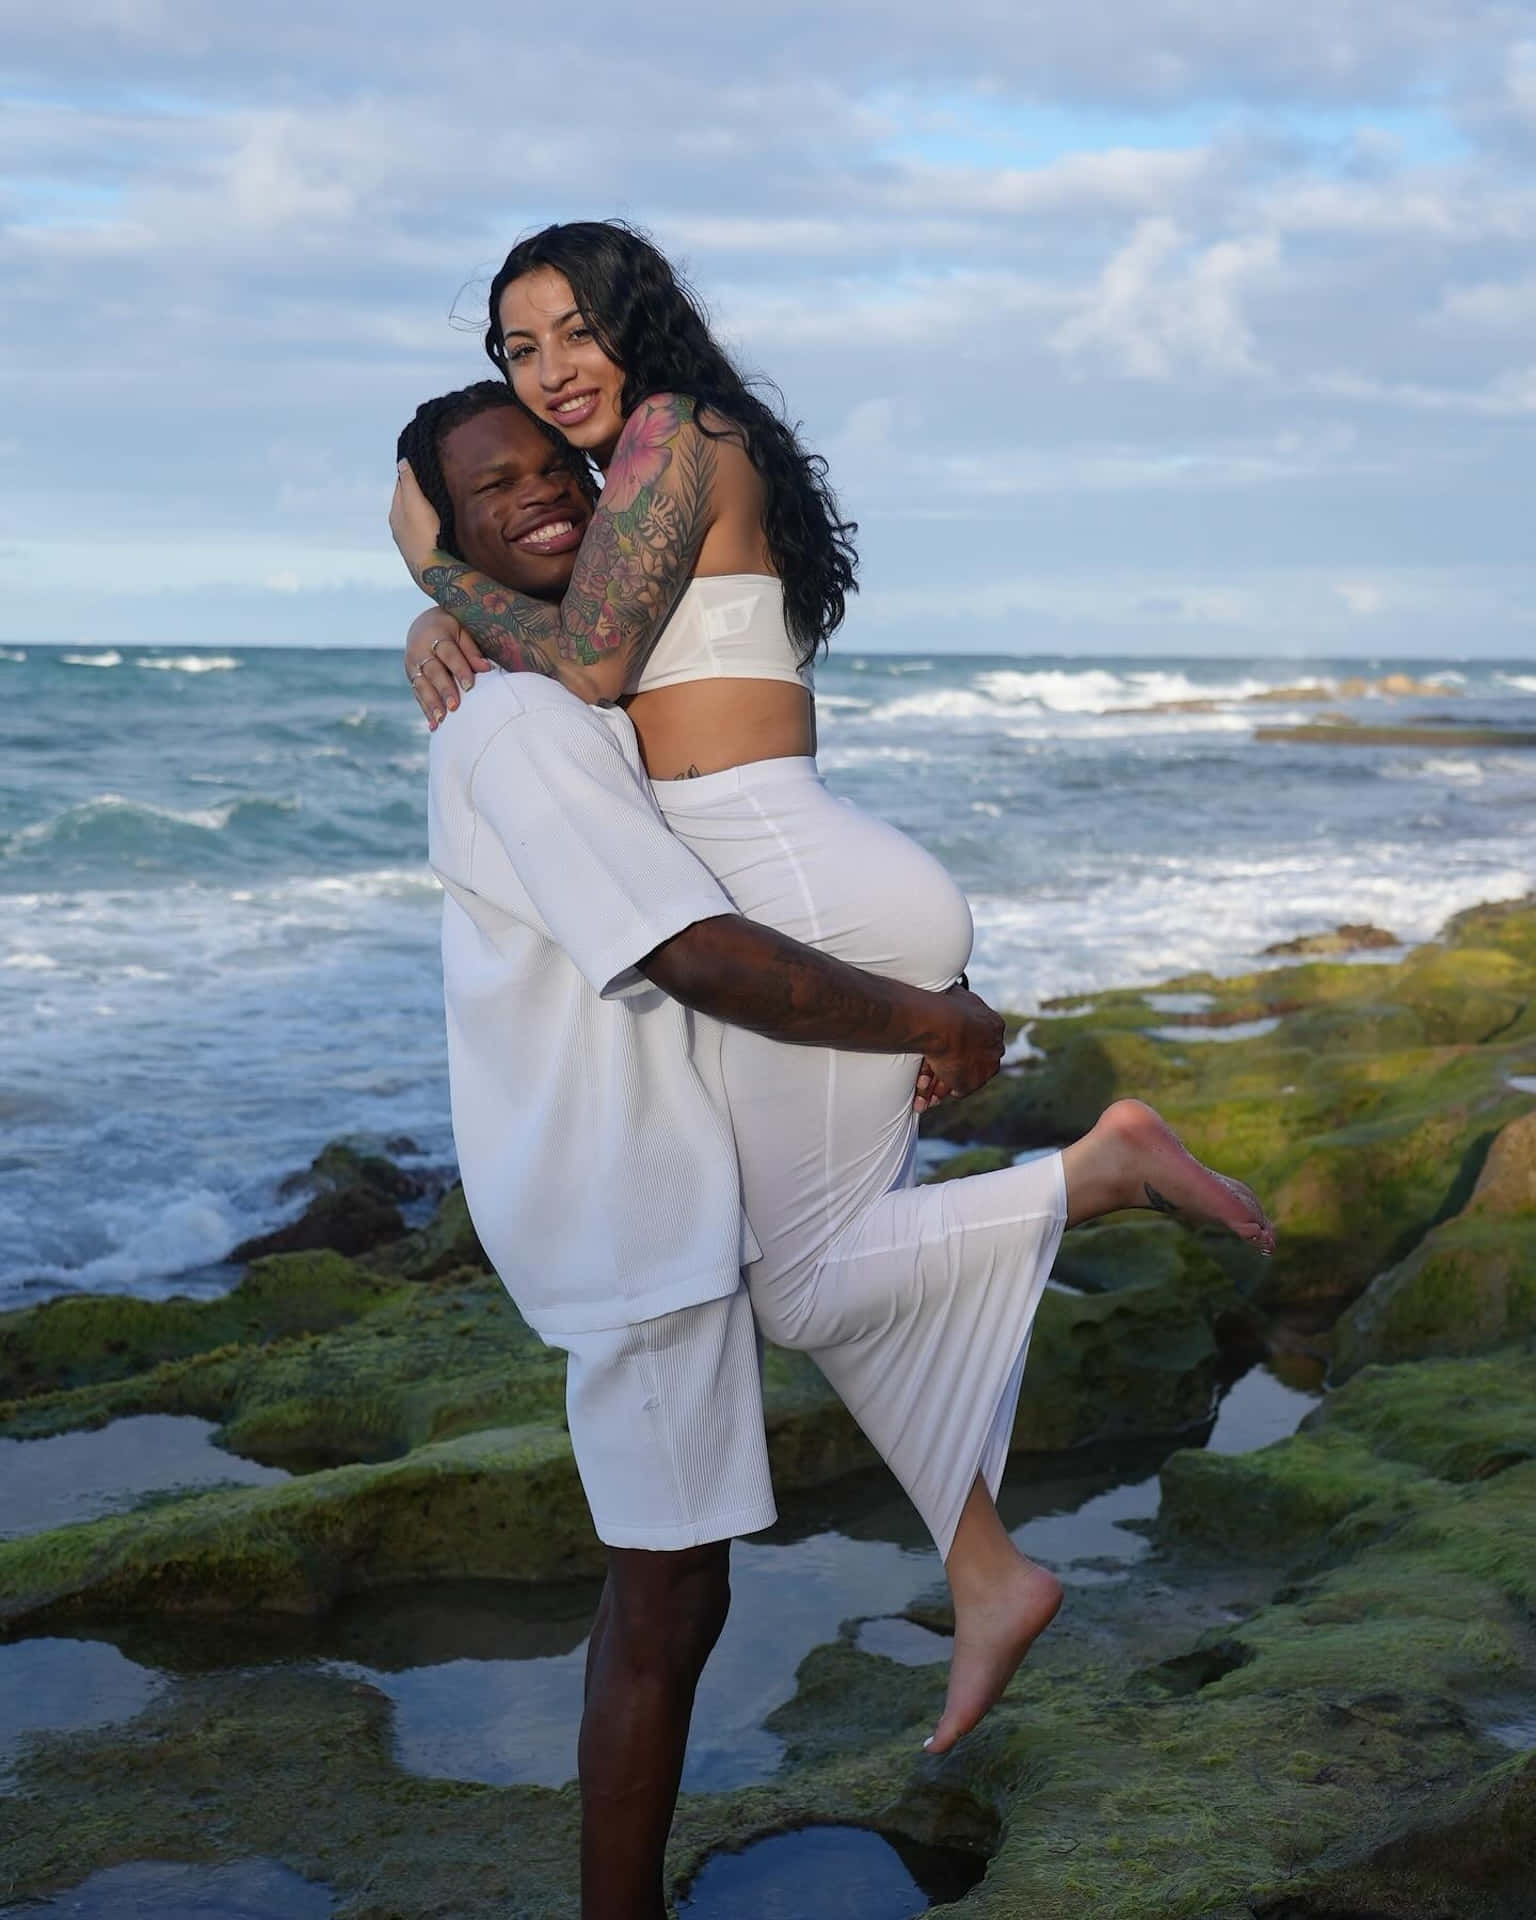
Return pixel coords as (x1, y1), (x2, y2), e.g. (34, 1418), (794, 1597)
(556, 1283), (777, 1552)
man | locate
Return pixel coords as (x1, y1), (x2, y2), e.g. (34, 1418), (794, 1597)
(401, 385), (1005, 1919)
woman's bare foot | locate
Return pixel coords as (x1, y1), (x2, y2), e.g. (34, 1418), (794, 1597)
(926, 1555), (1063, 1755)
(1062, 1099), (1276, 1252)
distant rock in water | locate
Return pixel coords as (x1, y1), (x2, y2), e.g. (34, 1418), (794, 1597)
(232, 1141), (430, 1263)
(1119, 672), (1461, 716)
(1257, 719), (1536, 747)
(1262, 923), (1399, 958)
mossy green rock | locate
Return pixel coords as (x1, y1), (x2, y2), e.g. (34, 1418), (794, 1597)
(4, 1347), (1533, 1916)
(926, 896), (1536, 1317)
(0, 1252), (393, 1404)
(1160, 1346), (1536, 1556)
(1332, 1111), (1536, 1379)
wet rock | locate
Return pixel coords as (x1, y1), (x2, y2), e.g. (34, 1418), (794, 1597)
(376, 1183), (491, 1281)
(918, 1144), (1016, 1183)
(1262, 923), (1400, 958)
(227, 1139), (445, 1264)
(0, 1252), (393, 1406)
(1160, 1347), (1536, 1556)
(0, 1423), (598, 1628)
(278, 1141), (429, 1207)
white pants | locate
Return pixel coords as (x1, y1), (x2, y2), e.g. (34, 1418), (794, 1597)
(657, 758), (1067, 1559)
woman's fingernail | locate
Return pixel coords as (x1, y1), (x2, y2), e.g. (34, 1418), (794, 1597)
(922, 1737), (934, 1752)
(459, 678), (472, 691)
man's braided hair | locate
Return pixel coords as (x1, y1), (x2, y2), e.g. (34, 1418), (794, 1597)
(396, 382), (596, 561)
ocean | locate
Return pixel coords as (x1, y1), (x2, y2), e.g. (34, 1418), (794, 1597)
(3, 644), (1533, 1310)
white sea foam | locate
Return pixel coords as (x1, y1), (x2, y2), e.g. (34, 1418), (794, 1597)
(963, 859), (1536, 1013)
(22, 1190), (244, 1295)
(135, 653), (241, 673)
(0, 648), (25, 663)
(864, 665), (1319, 728)
(1419, 758), (1484, 783)
(1497, 673), (1536, 694)
(59, 650), (122, 668)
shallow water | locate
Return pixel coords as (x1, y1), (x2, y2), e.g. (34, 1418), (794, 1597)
(0, 1414), (289, 1539)
(678, 1824), (984, 1918)
(0, 1860), (333, 1919)
(0, 1364), (1320, 1821)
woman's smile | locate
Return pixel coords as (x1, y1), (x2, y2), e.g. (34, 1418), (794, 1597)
(498, 267), (627, 460)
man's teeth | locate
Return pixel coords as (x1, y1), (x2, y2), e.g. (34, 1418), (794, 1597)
(519, 520), (574, 547)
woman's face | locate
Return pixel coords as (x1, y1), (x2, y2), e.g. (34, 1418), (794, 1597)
(497, 268), (627, 464)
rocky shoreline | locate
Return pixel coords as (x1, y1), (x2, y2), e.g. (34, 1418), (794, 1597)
(2, 896), (1533, 1916)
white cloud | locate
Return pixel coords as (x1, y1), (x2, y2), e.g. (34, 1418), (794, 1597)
(1051, 217), (1281, 377)
(2, 1), (1535, 652)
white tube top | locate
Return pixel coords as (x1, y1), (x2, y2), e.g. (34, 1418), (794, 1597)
(633, 573), (813, 695)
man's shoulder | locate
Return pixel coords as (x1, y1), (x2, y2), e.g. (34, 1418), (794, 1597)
(430, 672), (607, 763)
(429, 673), (640, 796)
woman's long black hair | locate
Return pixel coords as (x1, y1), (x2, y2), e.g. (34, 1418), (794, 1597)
(485, 221), (857, 664)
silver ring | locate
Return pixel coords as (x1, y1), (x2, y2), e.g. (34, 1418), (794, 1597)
(409, 661), (432, 683)
(429, 635), (449, 656)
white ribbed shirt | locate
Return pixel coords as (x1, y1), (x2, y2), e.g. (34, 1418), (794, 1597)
(427, 673), (756, 1338)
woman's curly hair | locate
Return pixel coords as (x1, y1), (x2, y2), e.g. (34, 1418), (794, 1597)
(485, 221), (858, 665)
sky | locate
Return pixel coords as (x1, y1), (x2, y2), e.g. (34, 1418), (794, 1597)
(3, 0), (1535, 658)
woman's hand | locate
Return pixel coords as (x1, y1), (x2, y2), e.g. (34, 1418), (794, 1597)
(404, 609), (492, 728)
(390, 459), (442, 585)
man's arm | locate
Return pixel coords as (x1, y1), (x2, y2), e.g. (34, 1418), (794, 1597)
(642, 914), (1003, 1098)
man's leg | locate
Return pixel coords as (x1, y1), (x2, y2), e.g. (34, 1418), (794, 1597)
(578, 1541), (732, 1920)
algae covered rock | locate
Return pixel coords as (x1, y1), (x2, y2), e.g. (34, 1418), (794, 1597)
(1331, 1110), (1536, 1379)
(1161, 1346), (1536, 1557)
(0, 1251), (393, 1405)
(0, 1423), (598, 1627)
(230, 1140), (427, 1262)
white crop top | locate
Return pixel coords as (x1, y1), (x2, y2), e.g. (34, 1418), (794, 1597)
(632, 573), (813, 695)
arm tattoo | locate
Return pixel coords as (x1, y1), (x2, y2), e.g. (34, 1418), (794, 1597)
(419, 564), (562, 678)
(414, 394), (717, 699)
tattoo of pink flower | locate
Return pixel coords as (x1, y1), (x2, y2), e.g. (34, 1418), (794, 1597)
(601, 397), (679, 514)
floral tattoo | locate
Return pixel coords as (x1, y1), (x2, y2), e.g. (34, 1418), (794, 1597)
(417, 394), (717, 694)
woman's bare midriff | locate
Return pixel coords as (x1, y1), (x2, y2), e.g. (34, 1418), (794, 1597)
(623, 678), (816, 782)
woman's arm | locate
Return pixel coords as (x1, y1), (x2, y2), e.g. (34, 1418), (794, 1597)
(391, 393), (717, 706)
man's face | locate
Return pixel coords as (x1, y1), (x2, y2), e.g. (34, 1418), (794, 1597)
(438, 406), (593, 599)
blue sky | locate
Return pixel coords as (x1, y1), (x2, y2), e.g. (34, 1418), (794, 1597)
(3, 1), (1535, 656)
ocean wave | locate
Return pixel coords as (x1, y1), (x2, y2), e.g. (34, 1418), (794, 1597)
(963, 858), (1536, 1012)
(59, 651), (122, 668)
(860, 666), (1321, 727)
(136, 654), (241, 674)
(0, 648), (24, 663)
(1497, 673), (1536, 694)
(19, 1189), (244, 1295)
(1419, 758), (1485, 783)
(2, 792), (302, 861)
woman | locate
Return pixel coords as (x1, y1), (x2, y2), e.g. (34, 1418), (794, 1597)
(392, 221), (1274, 1755)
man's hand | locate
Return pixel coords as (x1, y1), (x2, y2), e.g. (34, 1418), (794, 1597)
(917, 984), (1006, 1103)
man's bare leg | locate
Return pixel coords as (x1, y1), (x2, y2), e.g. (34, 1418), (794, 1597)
(578, 1541), (731, 1920)
(925, 1098), (1274, 1754)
